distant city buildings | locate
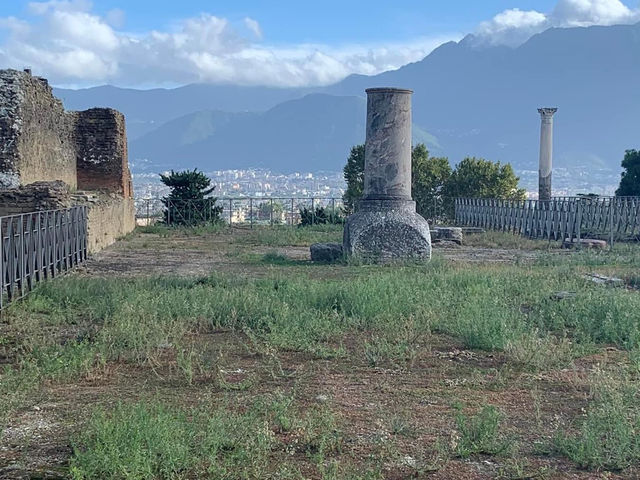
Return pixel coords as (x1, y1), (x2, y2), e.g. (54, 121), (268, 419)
(133, 168), (346, 200)
(133, 166), (619, 201)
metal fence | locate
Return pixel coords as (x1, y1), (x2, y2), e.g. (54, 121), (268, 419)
(136, 197), (345, 227)
(1, 206), (88, 310)
(455, 197), (640, 244)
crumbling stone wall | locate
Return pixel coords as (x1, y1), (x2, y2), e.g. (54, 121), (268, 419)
(73, 193), (136, 254)
(0, 69), (136, 253)
(0, 70), (77, 188)
(0, 181), (70, 217)
(74, 108), (133, 198)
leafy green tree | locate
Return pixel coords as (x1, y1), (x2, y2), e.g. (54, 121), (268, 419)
(257, 201), (284, 223)
(160, 169), (222, 225)
(615, 150), (640, 196)
(342, 144), (365, 214)
(342, 143), (452, 218)
(443, 157), (526, 201)
(411, 144), (452, 218)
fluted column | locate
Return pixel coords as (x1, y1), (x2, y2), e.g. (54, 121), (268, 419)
(538, 107), (557, 202)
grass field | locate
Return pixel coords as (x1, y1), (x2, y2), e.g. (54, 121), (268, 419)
(1, 226), (640, 479)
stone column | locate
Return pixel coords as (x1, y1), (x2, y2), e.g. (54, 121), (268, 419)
(362, 89), (412, 201)
(538, 107), (557, 202)
(343, 88), (431, 261)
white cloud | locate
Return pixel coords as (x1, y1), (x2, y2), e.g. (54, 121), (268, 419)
(0, 2), (459, 88)
(244, 17), (262, 40)
(552, 0), (639, 26)
(476, 0), (640, 47)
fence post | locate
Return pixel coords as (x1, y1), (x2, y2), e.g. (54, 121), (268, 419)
(610, 197), (614, 250)
(228, 199), (232, 227)
(576, 200), (582, 248)
(250, 198), (254, 229)
(0, 217), (3, 310)
(291, 198), (294, 226)
(311, 197), (315, 225)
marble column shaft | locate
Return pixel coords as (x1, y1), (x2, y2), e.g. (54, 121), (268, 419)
(363, 88), (413, 201)
(538, 107), (557, 202)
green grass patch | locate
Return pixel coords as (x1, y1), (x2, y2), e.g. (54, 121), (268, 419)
(554, 373), (640, 471)
(70, 395), (341, 479)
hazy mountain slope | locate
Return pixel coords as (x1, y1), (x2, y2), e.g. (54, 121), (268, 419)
(58, 22), (640, 175)
(327, 22), (640, 170)
(130, 93), (440, 172)
(54, 84), (312, 139)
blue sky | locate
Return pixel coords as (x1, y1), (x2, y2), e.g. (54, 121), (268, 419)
(0, 0), (638, 87)
(1, 1), (562, 43)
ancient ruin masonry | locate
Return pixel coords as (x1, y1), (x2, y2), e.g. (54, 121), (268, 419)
(343, 88), (431, 260)
(0, 69), (135, 253)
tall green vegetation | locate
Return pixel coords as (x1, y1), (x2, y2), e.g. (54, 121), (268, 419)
(616, 149), (640, 196)
(342, 144), (524, 219)
(160, 169), (223, 225)
(411, 144), (451, 218)
(342, 145), (365, 215)
(442, 157), (525, 200)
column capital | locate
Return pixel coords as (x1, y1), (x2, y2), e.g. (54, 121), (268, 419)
(538, 107), (558, 118)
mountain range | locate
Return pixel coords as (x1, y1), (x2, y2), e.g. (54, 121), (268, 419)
(54, 22), (640, 177)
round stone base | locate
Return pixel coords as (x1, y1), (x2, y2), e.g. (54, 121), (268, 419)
(343, 207), (431, 261)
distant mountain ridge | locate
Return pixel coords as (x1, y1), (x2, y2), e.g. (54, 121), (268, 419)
(54, 22), (640, 177)
(129, 94), (439, 171)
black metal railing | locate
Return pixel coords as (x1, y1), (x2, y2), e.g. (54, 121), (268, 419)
(135, 197), (345, 227)
(1, 206), (88, 310)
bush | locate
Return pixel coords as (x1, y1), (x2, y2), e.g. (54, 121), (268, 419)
(299, 206), (344, 227)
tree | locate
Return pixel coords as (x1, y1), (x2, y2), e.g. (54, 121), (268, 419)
(615, 150), (640, 196)
(342, 143), (452, 218)
(257, 201), (284, 223)
(342, 144), (365, 215)
(160, 169), (222, 225)
(443, 157), (526, 201)
(411, 144), (451, 219)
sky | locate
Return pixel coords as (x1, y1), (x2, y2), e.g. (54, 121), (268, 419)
(0, 0), (638, 88)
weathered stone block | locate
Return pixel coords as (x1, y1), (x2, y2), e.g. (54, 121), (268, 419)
(563, 238), (607, 249)
(310, 242), (343, 262)
(344, 201), (431, 260)
(432, 227), (463, 245)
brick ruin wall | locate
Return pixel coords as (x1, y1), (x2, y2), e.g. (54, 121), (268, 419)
(74, 108), (133, 198)
(0, 69), (135, 253)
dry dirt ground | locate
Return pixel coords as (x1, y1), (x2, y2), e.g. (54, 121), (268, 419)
(0, 228), (632, 479)
(77, 229), (545, 278)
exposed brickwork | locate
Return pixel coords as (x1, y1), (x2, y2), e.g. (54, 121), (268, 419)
(74, 109), (133, 198)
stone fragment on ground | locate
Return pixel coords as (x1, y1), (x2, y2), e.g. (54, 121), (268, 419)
(552, 291), (577, 300)
(432, 227), (463, 245)
(563, 238), (607, 249)
(460, 227), (485, 234)
(310, 242), (343, 262)
(583, 273), (624, 286)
